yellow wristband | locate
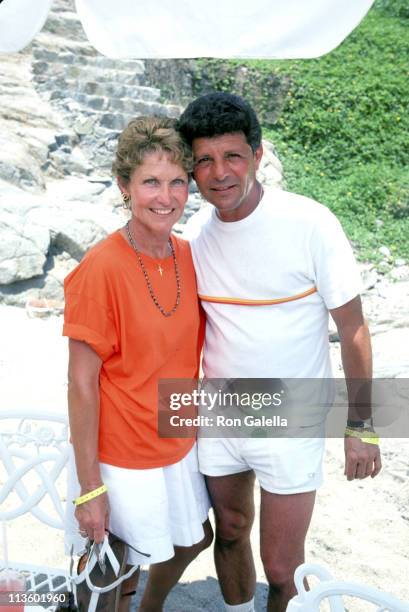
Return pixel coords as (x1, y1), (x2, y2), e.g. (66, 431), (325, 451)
(73, 484), (108, 506)
(361, 437), (380, 445)
(344, 427), (379, 445)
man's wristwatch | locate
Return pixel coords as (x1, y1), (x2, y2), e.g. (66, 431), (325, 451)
(346, 417), (374, 430)
(345, 417), (379, 445)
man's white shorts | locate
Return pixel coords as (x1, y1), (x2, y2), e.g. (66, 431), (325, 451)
(198, 436), (325, 494)
(65, 444), (210, 565)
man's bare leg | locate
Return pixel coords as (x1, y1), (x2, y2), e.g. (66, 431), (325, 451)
(259, 489), (316, 612)
(206, 471), (256, 606)
(138, 519), (213, 612)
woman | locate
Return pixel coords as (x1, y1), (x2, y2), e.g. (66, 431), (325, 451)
(63, 116), (212, 611)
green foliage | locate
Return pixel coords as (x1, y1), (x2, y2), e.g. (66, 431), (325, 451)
(193, 6), (409, 262)
(375, 0), (409, 19)
(191, 60), (290, 125)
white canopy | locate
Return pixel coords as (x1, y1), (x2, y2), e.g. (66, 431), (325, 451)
(0, 0), (52, 54)
(1, 0), (375, 58)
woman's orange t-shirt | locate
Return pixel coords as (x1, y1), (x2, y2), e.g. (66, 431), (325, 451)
(63, 231), (203, 469)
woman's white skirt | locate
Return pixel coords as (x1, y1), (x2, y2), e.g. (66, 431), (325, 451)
(65, 444), (211, 565)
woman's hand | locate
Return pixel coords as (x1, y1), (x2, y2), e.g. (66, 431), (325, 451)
(75, 491), (110, 543)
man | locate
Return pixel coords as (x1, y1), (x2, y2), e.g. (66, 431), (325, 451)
(178, 93), (381, 612)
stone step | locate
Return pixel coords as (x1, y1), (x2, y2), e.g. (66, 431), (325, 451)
(32, 49), (145, 74)
(71, 93), (109, 111)
(46, 88), (164, 114)
(32, 61), (145, 86)
(65, 80), (160, 102)
(82, 69), (145, 86)
(67, 92), (179, 118)
(85, 125), (121, 142)
(32, 48), (89, 64)
(43, 11), (87, 42)
(95, 112), (134, 131)
(51, 0), (76, 12)
(38, 77), (74, 98)
(91, 57), (146, 72)
(117, 99), (181, 117)
(36, 75), (157, 103)
(32, 60), (67, 79)
(67, 108), (133, 131)
(32, 34), (96, 58)
(66, 66), (145, 85)
(76, 106), (180, 132)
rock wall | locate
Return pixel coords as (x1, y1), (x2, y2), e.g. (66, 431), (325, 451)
(144, 58), (290, 127)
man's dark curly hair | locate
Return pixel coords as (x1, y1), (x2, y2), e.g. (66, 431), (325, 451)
(177, 93), (262, 152)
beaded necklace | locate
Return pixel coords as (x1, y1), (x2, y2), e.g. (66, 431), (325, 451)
(126, 221), (181, 317)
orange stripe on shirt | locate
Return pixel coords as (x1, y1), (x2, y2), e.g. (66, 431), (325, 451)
(199, 286), (317, 306)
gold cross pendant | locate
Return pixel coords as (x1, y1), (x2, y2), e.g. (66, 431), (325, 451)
(158, 264), (163, 276)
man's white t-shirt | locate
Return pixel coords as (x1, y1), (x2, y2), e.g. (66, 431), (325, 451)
(184, 187), (362, 380)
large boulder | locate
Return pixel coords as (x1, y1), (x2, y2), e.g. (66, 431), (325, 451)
(27, 197), (125, 261)
(0, 124), (46, 191)
(0, 177), (125, 305)
(259, 139), (283, 188)
(51, 216), (109, 261)
(0, 50), (78, 191)
(45, 176), (109, 203)
(0, 209), (50, 284)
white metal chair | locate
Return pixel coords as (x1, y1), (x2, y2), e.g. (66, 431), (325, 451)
(287, 563), (409, 611)
(0, 410), (71, 607)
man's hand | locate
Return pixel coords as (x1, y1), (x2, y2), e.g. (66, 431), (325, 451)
(344, 436), (382, 480)
(75, 493), (109, 543)
(330, 297), (382, 481)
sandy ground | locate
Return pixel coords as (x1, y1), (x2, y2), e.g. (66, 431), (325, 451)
(1, 305), (408, 610)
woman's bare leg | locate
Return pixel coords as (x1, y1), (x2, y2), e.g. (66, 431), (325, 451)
(138, 519), (213, 612)
(118, 567), (140, 612)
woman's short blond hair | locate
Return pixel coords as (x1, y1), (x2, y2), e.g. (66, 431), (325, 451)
(112, 116), (193, 184)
